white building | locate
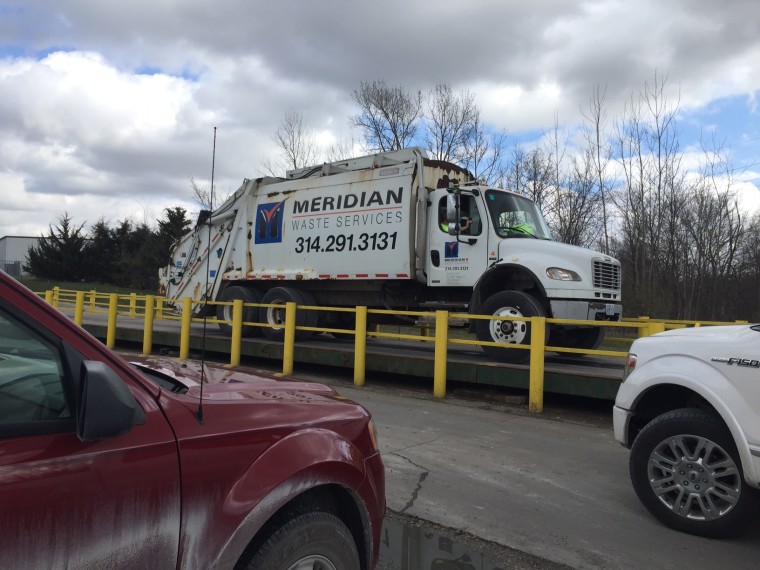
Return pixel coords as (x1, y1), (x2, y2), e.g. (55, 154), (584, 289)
(0, 236), (40, 276)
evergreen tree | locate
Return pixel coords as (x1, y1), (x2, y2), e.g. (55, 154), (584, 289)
(83, 219), (119, 283)
(25, 213), (87, 281)
(156, 207), (191, 264)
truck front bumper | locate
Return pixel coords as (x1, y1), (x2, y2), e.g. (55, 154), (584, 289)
(550, 300), (622, 321)
(613, 405), (632, 447)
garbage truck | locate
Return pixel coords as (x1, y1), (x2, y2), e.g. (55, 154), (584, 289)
(159, 148), (622, 363)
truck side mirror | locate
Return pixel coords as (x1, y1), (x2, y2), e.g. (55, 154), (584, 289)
(77, 361), (146, 442)
(446, 195), (458, 225)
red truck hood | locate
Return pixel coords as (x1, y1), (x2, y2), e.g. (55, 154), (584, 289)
(128, 355), (340, 401)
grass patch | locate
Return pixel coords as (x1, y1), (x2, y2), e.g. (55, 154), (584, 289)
(14, 276), (154, 296)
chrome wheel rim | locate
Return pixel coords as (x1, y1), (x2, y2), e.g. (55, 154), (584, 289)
(489, 306), (527, 344)
(265, 301), (286, 330)
(287, 555), (338, 570)
(647, 434), (741, 521)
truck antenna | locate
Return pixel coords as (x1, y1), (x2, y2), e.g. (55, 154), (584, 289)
(196, 126), (217, 425)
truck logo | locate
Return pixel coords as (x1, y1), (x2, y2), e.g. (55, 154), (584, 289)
(255, 200), (287, 244)
(711, 357), (760, 368)
(444, 241), (459, 258)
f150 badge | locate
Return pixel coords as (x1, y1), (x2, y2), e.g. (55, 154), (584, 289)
(711, 357), (760, 368)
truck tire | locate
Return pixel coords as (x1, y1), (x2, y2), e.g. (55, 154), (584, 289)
(216, 285), (262, 337)
(629, 408), (759, 538)
(260, 286), (317, 341)
(476, 291), (546, 364)
(239, 511), (359, 570)
(328, 311), (356, 340)
(549, 326), (605, 354)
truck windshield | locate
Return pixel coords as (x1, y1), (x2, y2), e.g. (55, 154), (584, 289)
(485, 190), (553, 239)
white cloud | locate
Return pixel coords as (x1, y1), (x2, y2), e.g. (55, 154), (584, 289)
(1, 0), (759, 240)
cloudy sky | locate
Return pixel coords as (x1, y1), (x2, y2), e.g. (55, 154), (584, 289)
(1, 0), (759, 239)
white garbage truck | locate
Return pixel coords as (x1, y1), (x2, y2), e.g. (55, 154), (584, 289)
(159, 148), (622, 363)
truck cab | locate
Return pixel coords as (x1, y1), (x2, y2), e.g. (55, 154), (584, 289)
(426, 184), (622, 360)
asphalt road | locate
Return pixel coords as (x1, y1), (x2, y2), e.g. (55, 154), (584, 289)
(308, 373), (760, 570)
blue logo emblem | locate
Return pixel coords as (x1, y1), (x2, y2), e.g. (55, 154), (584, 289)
(444, 241), (458, 258)
(255, 200), (286, 244)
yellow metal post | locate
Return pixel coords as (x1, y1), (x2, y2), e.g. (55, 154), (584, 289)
(106, 293), (118, 349)
(52, 286), (60, 308)
(142, 295), (154, 356)
(179, 297), (192, 359)
(433, 310), (449, 399)
(44, 290), (53, 304)
(129, 293), (137, 317)
(156, 298), (164, 320)
(282, 302), (296, 375)
(354, 307), (367, 386)
(529, 317), (546, 414)
(648, 321), (666, 336)
(89, 290), (96, 313)
(74, 291), (85, 325)
(637, 317), (650, 338)
(229, 299), (243, 367)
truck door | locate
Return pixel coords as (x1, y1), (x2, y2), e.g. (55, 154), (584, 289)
(426, 189), (488, 288)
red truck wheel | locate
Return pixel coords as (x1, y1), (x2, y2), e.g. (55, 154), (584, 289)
(240, 511), (359, 570)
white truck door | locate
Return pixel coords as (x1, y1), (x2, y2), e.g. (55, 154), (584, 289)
(426, 190), (488, 288)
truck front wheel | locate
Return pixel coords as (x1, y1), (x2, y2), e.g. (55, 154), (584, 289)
(239, 511), (360, 570)
(476, 291), (546, 364)
(630, 408), (759, 538)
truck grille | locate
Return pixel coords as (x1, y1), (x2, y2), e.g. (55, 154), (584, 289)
(593, 261), (621, 290)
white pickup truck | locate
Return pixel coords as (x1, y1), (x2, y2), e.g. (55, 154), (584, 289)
(613, 324), (760, 538)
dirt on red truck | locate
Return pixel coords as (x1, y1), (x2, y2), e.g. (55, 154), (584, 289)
(0, 270), (385, 570)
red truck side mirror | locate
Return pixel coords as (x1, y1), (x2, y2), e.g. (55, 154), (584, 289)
(77, 361), (145, 442)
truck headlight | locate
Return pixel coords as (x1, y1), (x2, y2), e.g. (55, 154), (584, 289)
(367, 419), (379, 451)
(546, 267), (581, 281)
(623, 353), (637, 382)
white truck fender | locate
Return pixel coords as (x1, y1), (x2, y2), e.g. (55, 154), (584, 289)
(619, 354), (760, 488)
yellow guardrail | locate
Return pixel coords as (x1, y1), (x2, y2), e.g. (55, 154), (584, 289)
(42, 287), (750, 414)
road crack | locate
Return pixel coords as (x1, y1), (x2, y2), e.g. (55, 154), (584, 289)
(393, 452), (430, 514)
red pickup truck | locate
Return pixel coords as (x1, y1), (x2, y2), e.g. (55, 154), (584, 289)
(0, 270), (385, 569)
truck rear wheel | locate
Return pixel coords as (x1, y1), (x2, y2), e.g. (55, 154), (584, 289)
(476, 291), (546, 364)
(260, 286), (318, 341)
(549, 326), (605, 354)
(216, 286), (262, 337)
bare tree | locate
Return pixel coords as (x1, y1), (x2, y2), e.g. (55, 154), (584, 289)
(190, 177), (213, 209)
(460, 111), (508, 185)
(612, 72), (688, 317)
(350, 80), (423, 151)
(503, 146), (553, 208)
(267, 111), (320, 174)
(424, 84), (477, 162)
(581, 85), (613, 253)
(323, 132), (360, 163)
(534, 117), (603, 247)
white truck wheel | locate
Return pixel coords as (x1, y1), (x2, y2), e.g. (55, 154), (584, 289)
(260, 286), (317, 341)
(215, 285), (262, 337)
(629, 408), (759, 538)
(475, 291), (546, 364)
